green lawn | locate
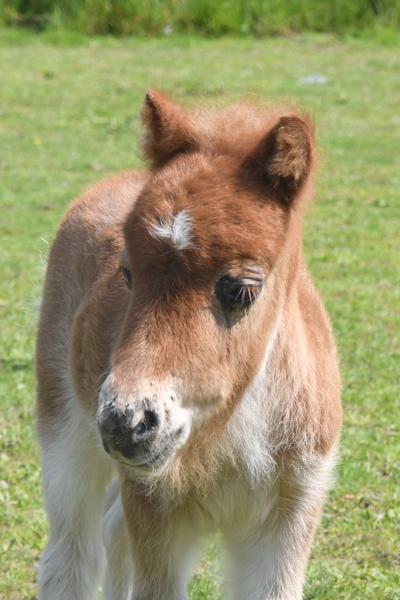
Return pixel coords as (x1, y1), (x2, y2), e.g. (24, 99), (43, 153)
(0, 30), (399, 600)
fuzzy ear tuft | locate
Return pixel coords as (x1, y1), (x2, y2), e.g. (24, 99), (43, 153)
(244, 114), (314, 204)
(142, 90), (196, 168)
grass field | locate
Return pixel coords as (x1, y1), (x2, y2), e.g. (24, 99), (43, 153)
(0, 29), (399, 600)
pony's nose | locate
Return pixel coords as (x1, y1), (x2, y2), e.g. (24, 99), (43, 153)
(98, 404), (160, 461)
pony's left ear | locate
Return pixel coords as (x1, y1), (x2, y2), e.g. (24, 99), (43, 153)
(142, 89), (197, 168)
(243, 114), (315, 205)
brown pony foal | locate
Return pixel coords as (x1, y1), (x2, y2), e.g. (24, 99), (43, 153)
(36, 91), (341, 600)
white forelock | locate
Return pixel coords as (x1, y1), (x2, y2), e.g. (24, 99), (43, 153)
(151, 210), (193, 251)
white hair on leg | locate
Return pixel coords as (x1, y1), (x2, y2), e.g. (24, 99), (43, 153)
(38, 397), (112, 600)
(223, 448), (338, 600)
(103, 485), (134, 600)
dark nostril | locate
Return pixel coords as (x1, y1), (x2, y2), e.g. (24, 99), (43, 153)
(144, 409), (159, 430)
(132, 409), (159, 441)
(134, 420), (146, 436)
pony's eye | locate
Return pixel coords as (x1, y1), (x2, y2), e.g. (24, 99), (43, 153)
(121, 266), (132, 289)
(215, 275), (262, 312)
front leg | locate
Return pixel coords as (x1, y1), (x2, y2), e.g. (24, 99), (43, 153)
(224, 452), (336, 600)
(121, 478), (202, 600)
(38, 401), (112, 600)
(103, 483), (134, 600)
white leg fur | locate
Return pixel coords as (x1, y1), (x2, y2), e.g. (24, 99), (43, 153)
(224, 451), (337, 600)
(225, 515), (308, 600)
(103, 486), (134, 600)
(38, 399), (112, 600)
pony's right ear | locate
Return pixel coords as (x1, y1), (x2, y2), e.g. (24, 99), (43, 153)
(242, 114), (315, 205)
(142, 90), (197, 168)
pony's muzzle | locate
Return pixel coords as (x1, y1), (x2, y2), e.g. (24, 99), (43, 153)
(98, 402), (160, 463)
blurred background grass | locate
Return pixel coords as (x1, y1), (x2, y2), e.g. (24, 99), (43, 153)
(1, 0), (400, 36)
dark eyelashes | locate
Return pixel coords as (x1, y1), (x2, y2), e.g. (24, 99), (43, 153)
(215, 274), (262, 312)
